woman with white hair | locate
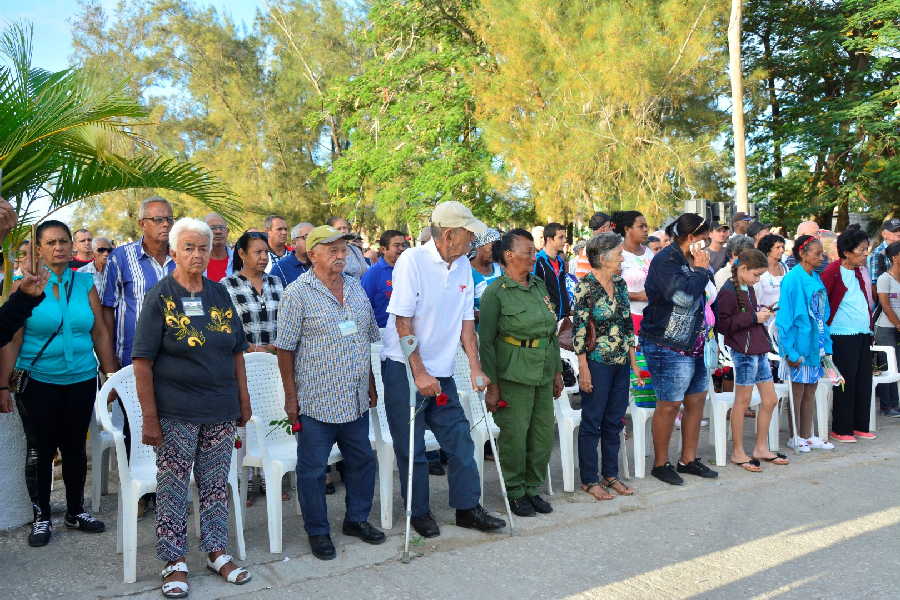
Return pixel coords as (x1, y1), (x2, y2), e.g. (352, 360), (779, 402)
(132, 217), (253, 598)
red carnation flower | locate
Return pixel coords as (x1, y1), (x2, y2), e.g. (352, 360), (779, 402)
(640, 370), (651, 378)
(497, 400), (509, 409)
(234, 436), (242, 449)
(291, 421), (302, 433)
(436, 393), (448, 406)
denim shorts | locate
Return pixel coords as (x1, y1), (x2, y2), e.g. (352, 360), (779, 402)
(731, 350), (773, 386)
(641, 340), (708, 403)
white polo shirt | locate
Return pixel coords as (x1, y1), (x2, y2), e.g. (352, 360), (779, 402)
(381, 240), (474, 377)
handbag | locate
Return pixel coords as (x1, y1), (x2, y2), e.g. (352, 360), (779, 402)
(557, 316), (574, 351)
(11, 274), (73, 394)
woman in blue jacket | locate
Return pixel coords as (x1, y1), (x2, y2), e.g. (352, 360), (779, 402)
(776, 234), (834, 452)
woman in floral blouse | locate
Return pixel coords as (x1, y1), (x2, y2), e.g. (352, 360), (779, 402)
(573, 232), (642, 501)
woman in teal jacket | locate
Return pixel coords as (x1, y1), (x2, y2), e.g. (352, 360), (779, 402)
(775, 234), (834, 452)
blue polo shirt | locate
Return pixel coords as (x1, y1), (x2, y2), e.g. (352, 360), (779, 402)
(361, 258), (394, 328)
(272, 252), (311, 287)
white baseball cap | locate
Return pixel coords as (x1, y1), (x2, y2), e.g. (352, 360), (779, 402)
(431, 201), (487, 235)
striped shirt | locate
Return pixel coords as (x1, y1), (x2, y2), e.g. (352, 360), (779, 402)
(102, 239), (175, 365)
(275, 270), (380, 423)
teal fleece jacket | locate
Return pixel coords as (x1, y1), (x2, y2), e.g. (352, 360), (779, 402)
(775, 263), (832, 365)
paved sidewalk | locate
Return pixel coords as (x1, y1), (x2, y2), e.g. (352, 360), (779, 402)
(2, 413), (899, 599)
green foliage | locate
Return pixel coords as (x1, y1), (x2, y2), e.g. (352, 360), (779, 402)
(0, 20), (237, 294)
(318, 0), (518, 232)
(469, 0), (729, 226)
(745, 0), (900, 232)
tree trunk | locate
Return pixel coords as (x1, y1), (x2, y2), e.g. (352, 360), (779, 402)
(728, 0), (749, 213)
(0, 410), (34, 529)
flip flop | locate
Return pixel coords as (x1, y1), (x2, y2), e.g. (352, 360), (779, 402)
(581, 483), (614, 501)
(731, 458), (762, 472)
(755, 452), (789, 465)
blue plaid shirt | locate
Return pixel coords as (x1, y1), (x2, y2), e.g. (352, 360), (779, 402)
(102, 239), (175, 365)
(868, 240), (888, 284)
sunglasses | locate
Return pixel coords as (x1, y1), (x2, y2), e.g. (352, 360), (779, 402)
(95, 247), (112, 254)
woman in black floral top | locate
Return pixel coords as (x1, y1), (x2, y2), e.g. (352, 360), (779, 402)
(572, 233), (642, 501)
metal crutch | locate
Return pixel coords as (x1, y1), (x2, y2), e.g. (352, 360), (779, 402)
(400, 338), (420, 564)
(475, 377), (515, 536)
(786, 371), (801, 455)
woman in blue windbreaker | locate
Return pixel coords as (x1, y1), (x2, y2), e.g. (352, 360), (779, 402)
(776, 234), (834, 453)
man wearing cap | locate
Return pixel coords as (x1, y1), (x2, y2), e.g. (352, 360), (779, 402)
(731, 212), (752, 236)
(574, 212), (612, 278)
(707, 223), (730, 273)
(747, 221), (772, 246)
(276, 225), (385, 560)
(381, 201), (506, 537)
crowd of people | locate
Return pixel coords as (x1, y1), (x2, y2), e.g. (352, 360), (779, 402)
(0, 194), (894, 597)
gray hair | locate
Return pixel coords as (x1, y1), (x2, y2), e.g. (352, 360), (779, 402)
(586, 232), (623, 268)
(204, 212), (226, 224)
(726, 234), (754, 258)
(291, 222), (314, 239)
(139, 196), (172, 219)
(418, 227), (433, 244)
(92, 237), (111, 250)
(169, 217), (212, 250)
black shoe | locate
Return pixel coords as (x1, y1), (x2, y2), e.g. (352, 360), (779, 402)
(325, 482), (336, 495)
(456, 505), (506, 532)
(428, 461), (446, 476)
(651, 462), (684, 486)
(410, 512), (440, 538)
(677, 458), (719, 479)
(308, 534), (336, 560)
(28, 519), (52, 547)
(342, 521), (386, 545)
(527, 494), (553, 514)
(510, 496), (535, 517)
(64, 512), (105, 533)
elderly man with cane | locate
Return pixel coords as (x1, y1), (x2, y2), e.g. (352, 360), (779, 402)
(381, 201), (507, 544)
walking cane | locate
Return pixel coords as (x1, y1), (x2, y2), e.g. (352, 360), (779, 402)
(400, 337), (420, 564)
(786, 371), (801, 455)
(475, 376), (515, 536)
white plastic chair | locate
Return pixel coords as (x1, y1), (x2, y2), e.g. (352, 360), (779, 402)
(870, 345), (900, 433)
(95, 367), (245, 583)
(242, 352), (346, 553)
(627, 402), (655, 479)
(89, 402), (123, 512)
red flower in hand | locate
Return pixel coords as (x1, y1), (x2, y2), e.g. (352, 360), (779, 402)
(497, 400), (509, 409)
(714, 368), (723, 377)
(639, 370), (651, 378)
(436, 393), (448, 406)
(291, 421), (302, 433)
(724, 366), (733, 374)
(234, 436), (242, 449)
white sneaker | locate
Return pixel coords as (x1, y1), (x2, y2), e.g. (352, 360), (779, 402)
(806, 436), (835, 450)
(787, 436), (811, 452)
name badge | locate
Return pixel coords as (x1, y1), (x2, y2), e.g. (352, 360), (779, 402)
(182, 297), (204, 317)
(338, 320), (358, 337)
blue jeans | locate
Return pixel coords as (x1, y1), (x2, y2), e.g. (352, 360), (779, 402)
(296, 413), (375, 536)
(731, 350), (773, 386)
(578, 361), (629, 483)
(381, 359), (481, 517)
(641, 339), (708, 402)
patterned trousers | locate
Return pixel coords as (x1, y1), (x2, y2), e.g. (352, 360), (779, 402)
(155, 418), (235, 561)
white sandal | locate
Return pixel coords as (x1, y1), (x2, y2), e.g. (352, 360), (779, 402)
(206, 554), (251, 585)
(160, 561), (189, 598)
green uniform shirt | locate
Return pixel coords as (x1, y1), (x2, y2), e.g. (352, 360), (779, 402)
(478, 274), (561, 387)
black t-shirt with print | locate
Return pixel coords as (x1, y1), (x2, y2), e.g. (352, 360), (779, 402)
(132, 274), (249, 424)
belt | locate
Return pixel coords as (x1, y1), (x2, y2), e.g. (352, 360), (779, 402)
(501, 335), (542, 349)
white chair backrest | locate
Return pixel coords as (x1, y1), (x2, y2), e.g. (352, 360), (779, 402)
(243, 352), (290, 453)
(369, 343), (393, 445)
(99, 365), (157, 470)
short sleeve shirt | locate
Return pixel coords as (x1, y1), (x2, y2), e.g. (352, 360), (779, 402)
(131, 275), (248, 424)
(275, 271), (380, 424)
(381, 240), (475, 377)
(621, 246), (653, 315)
(876, 272), (900, 328)
(360, 258), (394, 328)
(221, 274), (283, 346)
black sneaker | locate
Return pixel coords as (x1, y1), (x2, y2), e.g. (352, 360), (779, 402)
(651, 462), (684, 486)
(510, 497), (535, 517)
(456, 504), (506, 532)
(527, 494), (553, 514)
(64, 512), (106, 533)
(677, 458), (719, 479)
(28, 519), (52, 547)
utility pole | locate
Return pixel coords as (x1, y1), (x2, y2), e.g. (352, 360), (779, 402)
(728, 0), (749, 214)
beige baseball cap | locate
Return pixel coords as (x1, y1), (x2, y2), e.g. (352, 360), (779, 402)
(430, 201), (487, 235)
(306, 225), (353, 251)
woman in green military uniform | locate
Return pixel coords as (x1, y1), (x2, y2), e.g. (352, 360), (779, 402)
(479, 229), (563, 517)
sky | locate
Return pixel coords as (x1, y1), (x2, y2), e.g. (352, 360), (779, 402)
(1, 0), (266, 71)
(1, 0), (266, 224)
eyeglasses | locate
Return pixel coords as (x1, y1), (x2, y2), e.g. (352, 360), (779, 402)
(209, 225), (228, 231)
(95, 247), (112, 254)
(141, 216), (175, 225)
